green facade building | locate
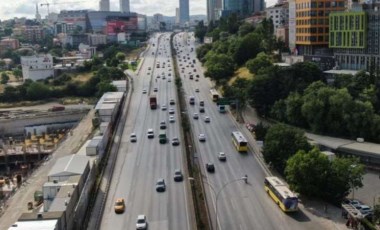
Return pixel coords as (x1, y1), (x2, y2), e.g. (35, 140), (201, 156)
(329, 11), (367, 48)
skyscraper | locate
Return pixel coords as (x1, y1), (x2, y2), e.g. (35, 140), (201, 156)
(207, 0), (223, 22)
(35, 4), (41, 22)
(120, 0), (130, 13)
(99, 0), (110, 11)
(179, 0), (190, 25)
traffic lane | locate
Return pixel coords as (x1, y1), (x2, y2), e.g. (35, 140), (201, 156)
(100, 41), (157, 229)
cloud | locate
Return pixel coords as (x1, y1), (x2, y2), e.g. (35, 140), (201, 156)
(0, 0), (208, 19)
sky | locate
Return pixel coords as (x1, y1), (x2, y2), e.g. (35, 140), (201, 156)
(0, 0), (276, 20)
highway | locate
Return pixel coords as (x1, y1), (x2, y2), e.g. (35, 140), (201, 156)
(100, 33), (193, 230)
(173, 32), (331, 230)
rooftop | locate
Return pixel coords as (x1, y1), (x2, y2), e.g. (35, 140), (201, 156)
(48, 154), (89, 179)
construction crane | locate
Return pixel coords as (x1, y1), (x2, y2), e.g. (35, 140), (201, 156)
(40, 1), (87, 15)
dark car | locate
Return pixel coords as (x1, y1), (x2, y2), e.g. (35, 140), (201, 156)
(173, 169), (183, 182)
(156, 179), (166, 192)
(206, 163), (215, 173)
(199, 107), (205, 113)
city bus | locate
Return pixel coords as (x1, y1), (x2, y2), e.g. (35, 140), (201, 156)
(159, 130), (167, 144)
(210, 89), (219, 102)
(231, 131), (248, 152)
(264, 177), (298, 212)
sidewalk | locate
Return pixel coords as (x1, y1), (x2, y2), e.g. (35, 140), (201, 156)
(0, 109), (95, 230)
(240, 105), (347, 230)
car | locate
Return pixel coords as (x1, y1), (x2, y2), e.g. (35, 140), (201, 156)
(142, 89), (147, 94)
(156, 178), (166, 192)
(169, 108), (175, 114)
(168, 77), (171, 82)
(195, 78), (199, 82)
(206, 163), (215, 173)
(172, 137), (180, 146)
(153, 87), (158, 92)
(169, 116), (175, 123)
(193, 113), (199, 119)
(194, 69), (197, 72)
(147, 129), (154, 138)
(195, 88), (199, 93)
(162, 75), (166, 79)
(160, 121), (166, 129)
(349, 199), (362, 209)
(198, 133), (206, 142)
(168, 73), (171, 76)
(173, 169), (183, 182)
(130, 133), (137, 142)
(191, 64), (194, 67)
(204, 116), (211, 123)
(148, 67), (151, 70)
(199, 100), (204, 106)
(218, 152), (227, 161)
(170, 99), (175, 105)
(147, 72), (150, 75)
(136, 215), (147, 229)
(196, 74), (200, 78)
(114, 198), (125, 214)
(199, 107), (205, 113)
(359, 205), (373, 215)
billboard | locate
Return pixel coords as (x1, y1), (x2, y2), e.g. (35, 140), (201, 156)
(106, 16), (138, 35)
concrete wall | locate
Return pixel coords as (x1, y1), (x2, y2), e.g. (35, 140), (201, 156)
(0, 111), (87, 136)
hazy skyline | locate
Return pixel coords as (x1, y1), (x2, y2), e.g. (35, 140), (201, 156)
(0, 0), (276, 20)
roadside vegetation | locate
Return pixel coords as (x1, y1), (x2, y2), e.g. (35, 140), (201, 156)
(0, 43), (143, 106)
(195, 14), (371, 206)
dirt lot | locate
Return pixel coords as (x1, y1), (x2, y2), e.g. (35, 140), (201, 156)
(228, 67), (253, 85)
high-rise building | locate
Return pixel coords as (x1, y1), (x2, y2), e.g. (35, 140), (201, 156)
(175, 8), (180, 25)
(294, 0), (345, 55)
(221, 0), (265, 18)
(99, 0), (110, 11)
(35, 4), (41, 22)
(207, 0), (223, 22)
(120, 0), (130, 13)
(179, 0), (190, 25)
(330, 1), (380, 70)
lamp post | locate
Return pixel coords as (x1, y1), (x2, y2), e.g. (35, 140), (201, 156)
(189, 176), (247, 230)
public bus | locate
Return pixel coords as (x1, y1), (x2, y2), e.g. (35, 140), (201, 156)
(264, 177), (298, 212)
(210, 89), (219, 102)
(231, 131), (248, 152)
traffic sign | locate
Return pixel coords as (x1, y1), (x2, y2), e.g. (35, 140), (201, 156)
(217, 98), (232, 105)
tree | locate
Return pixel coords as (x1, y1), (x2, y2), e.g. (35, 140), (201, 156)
(233, 32), (262, 65)
(26, 82), (51, 100)
(116, 52), (126, 61)
(204, 53), (235, 84)
(246, 52), (272, 74)
(285, 148), (331, 198)
(195, 20), (208, 43)
(96, 81), (117, 97)
(1, 72), (9, 84)
(196, 44), (212, 63)
(12, 68), (22, 80)
(238, 23), (255, 37)
(263, 124), (311, 174)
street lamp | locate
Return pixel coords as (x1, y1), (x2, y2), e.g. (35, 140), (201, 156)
(189, 176), (248, 230)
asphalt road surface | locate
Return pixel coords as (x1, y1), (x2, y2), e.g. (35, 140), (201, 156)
(173, 32), (335, 230)
(100, 33), (193, 230)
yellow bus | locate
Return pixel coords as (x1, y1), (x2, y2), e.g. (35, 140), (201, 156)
(210, 89), (219, 102)
(264, 177), (298, 212)
(231, 131), (248, 152)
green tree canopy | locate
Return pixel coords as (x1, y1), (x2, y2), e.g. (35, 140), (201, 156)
(263, 123), (311, 174)
(204, 53), (235, 84)
(246, 52), (272, 74)
(26, 82), (51, 100)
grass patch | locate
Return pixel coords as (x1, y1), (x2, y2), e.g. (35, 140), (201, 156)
(73, 72), (93, 82)
(228, 67), (253, 85)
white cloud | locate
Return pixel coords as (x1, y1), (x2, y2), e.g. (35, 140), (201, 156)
(0, 0), (275, 20)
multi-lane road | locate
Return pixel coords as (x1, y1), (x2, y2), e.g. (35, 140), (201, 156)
(100, 32), (338, 230)
(100, 33), (193, 230)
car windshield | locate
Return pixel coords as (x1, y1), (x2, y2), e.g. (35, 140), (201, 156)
(115, 201), (123, 206)
(137, 219), (145, 224)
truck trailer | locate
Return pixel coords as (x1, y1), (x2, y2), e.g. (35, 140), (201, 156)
(150, 95), (157, 109)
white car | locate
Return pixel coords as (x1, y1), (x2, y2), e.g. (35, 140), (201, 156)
(168, 77), (172, 82)
(195, 88), (199, 93)
(142, 89), (147, 94)
(204, 116), (210, 123)
(169, 116), (175, 123)
(169, 108), (175, 114)
(161, 104), (167, 111)
(130, 133), (137, 142)
(147, 129), (154, 138)
(198, 134), (206, 142)
(218, 152), (226, 161)
(136, 215), (147, 229)
(193, 113), (199, 119)
(153, 87), (158, 92)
